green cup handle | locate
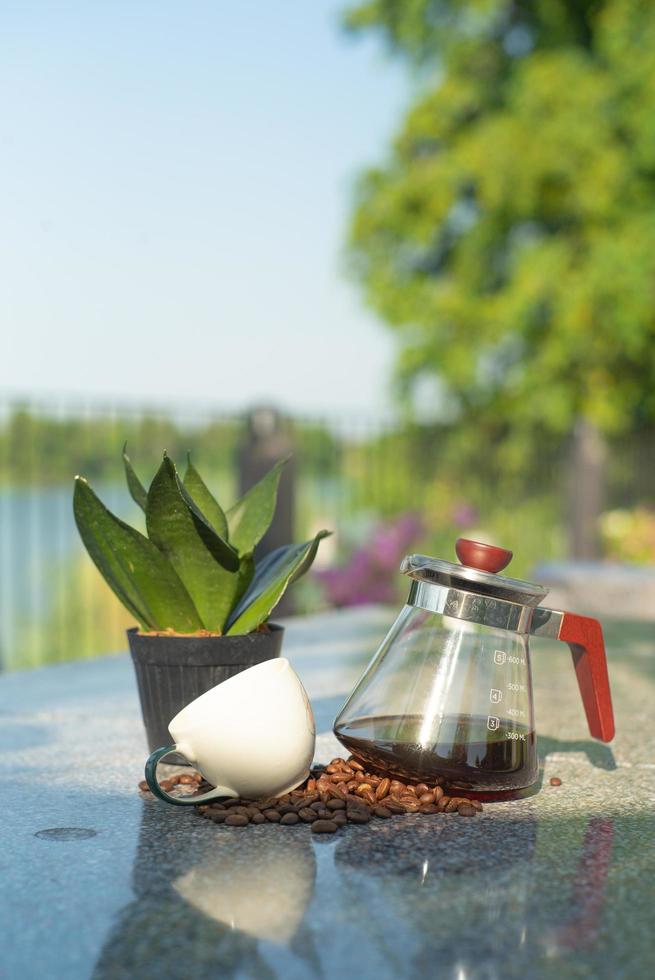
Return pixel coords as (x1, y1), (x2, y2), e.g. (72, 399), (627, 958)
(144, 745), (237, 807)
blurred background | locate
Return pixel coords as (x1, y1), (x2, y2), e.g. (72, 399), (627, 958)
(2, 0), (654, 670)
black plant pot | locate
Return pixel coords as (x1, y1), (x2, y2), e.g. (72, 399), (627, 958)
(128, 624), (284, 758)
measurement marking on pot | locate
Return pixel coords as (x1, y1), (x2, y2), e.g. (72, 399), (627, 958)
(493, 650), (506, 665)
(508, 683), (527, 693)
(507, 731), (526, 741)
(489, 688), (503, 703)
(507, 708), (525, 717)
(487, 715), (500, 731)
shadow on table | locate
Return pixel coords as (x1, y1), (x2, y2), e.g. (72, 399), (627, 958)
(538, 734), (617, 770)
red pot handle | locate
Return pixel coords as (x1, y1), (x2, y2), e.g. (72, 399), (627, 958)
(558, 613), (615, 742)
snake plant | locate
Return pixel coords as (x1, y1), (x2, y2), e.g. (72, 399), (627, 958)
(73, 448), (329, 635)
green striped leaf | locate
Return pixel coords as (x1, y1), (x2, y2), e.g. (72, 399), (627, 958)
(183, 454), (229, 539)
(122, 443), (148, 512)
(146, 455), (242, 630)
(226, 458), (287, 555)
(73, 477), (203, 632)
(226, 530), (330, 635)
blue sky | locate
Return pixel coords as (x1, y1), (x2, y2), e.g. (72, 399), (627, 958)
(1, 1), (407, 416)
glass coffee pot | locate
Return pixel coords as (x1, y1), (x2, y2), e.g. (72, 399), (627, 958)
(334, 539), (614, 794)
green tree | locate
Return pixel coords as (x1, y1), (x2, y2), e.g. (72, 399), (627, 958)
(345, 0), (655, 450)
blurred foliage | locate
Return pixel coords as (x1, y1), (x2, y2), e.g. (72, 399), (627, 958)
(345, 0), (655, 453)
(0, 407), (340, 489)
(600, 507), (655, 563)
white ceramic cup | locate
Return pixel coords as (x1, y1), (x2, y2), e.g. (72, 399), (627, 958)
(144, 658), (316, 805)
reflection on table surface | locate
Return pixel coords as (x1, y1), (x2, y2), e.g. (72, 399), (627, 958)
(92, 797), (653, 980)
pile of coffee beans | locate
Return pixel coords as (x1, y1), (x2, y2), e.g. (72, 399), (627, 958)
(139, 756), (483, 834)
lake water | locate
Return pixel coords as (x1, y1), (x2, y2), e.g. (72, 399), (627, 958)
(0, 484), (139, 670)
(0, 476), (346, 671)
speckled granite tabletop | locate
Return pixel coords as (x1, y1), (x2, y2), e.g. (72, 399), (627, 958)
(1, 608), (653, 980)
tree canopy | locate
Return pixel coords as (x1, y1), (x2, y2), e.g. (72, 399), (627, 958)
(345, 0), (655, 438)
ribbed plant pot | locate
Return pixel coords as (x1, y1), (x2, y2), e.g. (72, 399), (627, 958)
(128, 624), (284, 759)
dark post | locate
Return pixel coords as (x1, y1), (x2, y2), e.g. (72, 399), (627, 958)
(237, 407), (296, 612)
(568, 419), (606, 559)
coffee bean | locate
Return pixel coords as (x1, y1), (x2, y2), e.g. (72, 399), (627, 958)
(298, 808), (317, 823)
(330, 772), (350, 783)
(310, 801), (325, 812)
(207, 802), (226, 812)
(373, 806), (392, 819)
(355, 783), (373, 797)
(326, 798), (346, 811)
(348, 759), (365, 772)
(419, 804), (439, 814)
(375, 778), (391, 801)
(400, 799), (420, 812)
(225, 813), (249, 826)
(330, 758), (345, 767)
(277, 804), (296, 815)
(362, 790), (377, 806)
(302, 793), (319, 806)
(332, 811), (347, 826)
(311, 820), (338, 834)
(434, 786), (444, 802)
(263, 809), (281, 822)
(458, 804), (477, 817)
(444, 799), (460, 813)
(280, 812), (300, 826)
(418, 791), (434, 805)
(415, 783), (430, 795)
(437, 796), (450, 812)
(347, 780), (358, 791)
(327, 782), (347, 800)
(209, 811), (227, 822)
(223, 798), (244, 808)
(251, 812), (266, 824)
(159, 779), (175, 792)
(325, 764), (339, 774)
(138, 780), (150, 792)
(404, 785), (417, 796)
(550, 777), (562, 786)
(347, 809), (371, 824)
(468, 799), (484, 812)
(306, 778), (317, 792)
(178, 774), (196, 785)
(385, 801), (405, 814)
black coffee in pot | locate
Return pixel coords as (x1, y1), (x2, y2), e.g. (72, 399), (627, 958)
(334, 714), (537, 792)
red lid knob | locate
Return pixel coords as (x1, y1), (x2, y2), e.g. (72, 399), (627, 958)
(455, 538), (513, 574)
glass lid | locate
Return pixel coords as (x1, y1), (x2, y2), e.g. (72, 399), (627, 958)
(401, 539), (548, 607)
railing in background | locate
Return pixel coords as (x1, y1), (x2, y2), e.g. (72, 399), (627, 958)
(1, 395), (652, 671)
